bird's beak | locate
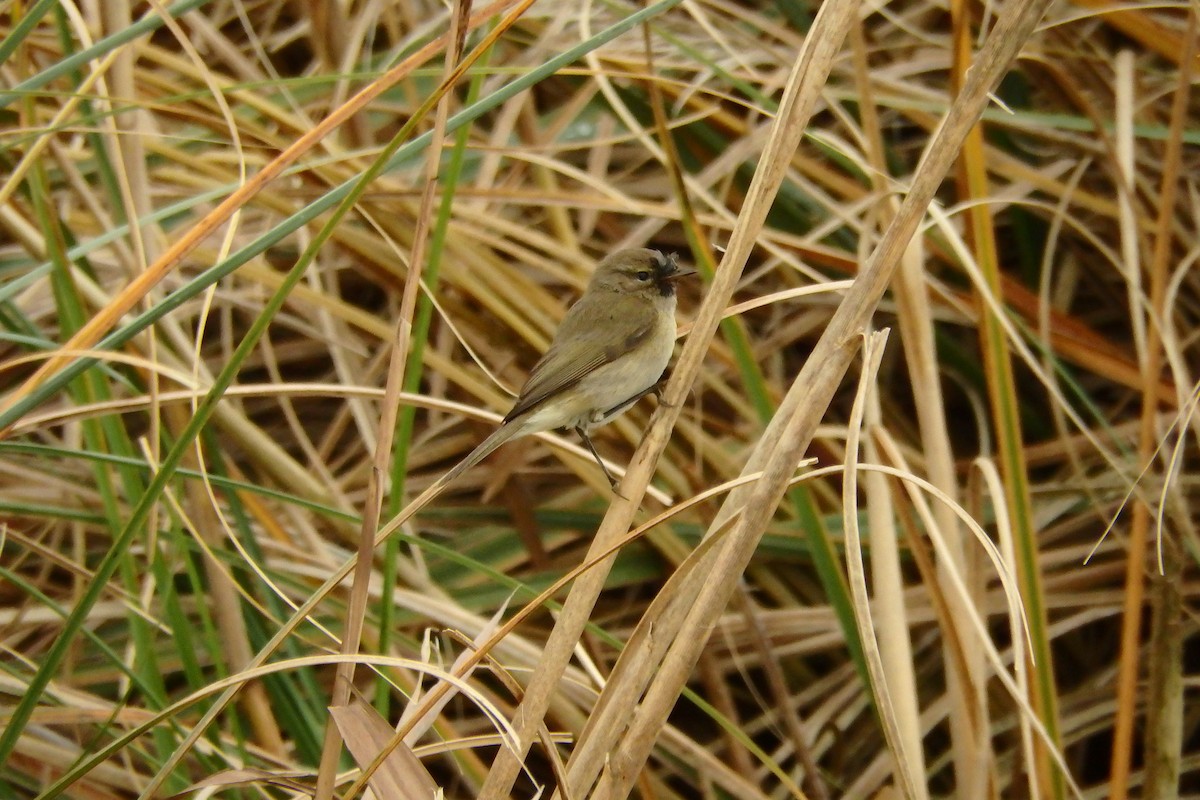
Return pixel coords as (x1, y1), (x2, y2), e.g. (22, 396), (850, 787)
(663, 265), (698, 282)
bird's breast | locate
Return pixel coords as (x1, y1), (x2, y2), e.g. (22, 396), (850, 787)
(573, 309), (676, 428)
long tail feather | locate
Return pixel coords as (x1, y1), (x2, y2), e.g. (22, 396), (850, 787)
(429, 418), (531, 495)
(373, 419), (533, 549)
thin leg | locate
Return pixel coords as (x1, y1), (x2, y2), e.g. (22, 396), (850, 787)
(649, 378), (671, 407)
(650, 367), (670, 405)
(575, 425), (622, 492)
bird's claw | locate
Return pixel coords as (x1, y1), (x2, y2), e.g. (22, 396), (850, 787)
(651, 379), (674, 408)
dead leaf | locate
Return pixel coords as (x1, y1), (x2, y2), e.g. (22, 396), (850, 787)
(330, 698), (439, 799)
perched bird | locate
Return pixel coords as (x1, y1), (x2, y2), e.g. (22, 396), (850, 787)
(436, 248), (695, 491)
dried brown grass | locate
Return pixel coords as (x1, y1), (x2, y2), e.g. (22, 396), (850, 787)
(0, 0), (1197, 798)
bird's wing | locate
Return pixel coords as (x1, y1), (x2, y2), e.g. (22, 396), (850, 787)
(503, 294), (656, 423)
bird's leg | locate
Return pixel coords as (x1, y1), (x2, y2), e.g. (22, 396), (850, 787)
(575, 425), (623, 494)
(649, 368), (672, 407)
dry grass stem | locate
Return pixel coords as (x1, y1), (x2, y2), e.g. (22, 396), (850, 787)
(1, 0), (1196, 797)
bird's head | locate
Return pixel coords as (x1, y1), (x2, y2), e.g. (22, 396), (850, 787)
(590, 248), (697, 298)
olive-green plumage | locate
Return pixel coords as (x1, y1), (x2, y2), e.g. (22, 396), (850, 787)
(437, 248), (695, 490)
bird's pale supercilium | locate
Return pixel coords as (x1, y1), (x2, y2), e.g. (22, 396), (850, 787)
(436, 248), (695, 491)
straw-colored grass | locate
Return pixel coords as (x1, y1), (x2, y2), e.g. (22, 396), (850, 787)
(0, 0), (1196, 798)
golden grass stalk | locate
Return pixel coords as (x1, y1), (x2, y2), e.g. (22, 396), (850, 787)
(3, 1), (1196, 796)
(477, 0), (863, 794)
(578, 1), (1058, 797)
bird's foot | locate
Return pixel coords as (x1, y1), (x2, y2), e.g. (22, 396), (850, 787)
(650, 379), (674, 408)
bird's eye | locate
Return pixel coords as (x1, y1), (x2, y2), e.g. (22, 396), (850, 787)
(635, 270), (651, 281)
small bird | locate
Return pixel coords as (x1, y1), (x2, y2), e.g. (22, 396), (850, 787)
(436, 248), (695, 491)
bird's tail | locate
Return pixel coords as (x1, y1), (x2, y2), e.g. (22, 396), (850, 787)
(428, 418), (531, 495)
(374, 419), (532, 549)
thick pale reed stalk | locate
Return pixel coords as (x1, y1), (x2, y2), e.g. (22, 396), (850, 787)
(313, 3), (473, 797)
(579, 0), (1057, 795)
(476, 1), (861, 796)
